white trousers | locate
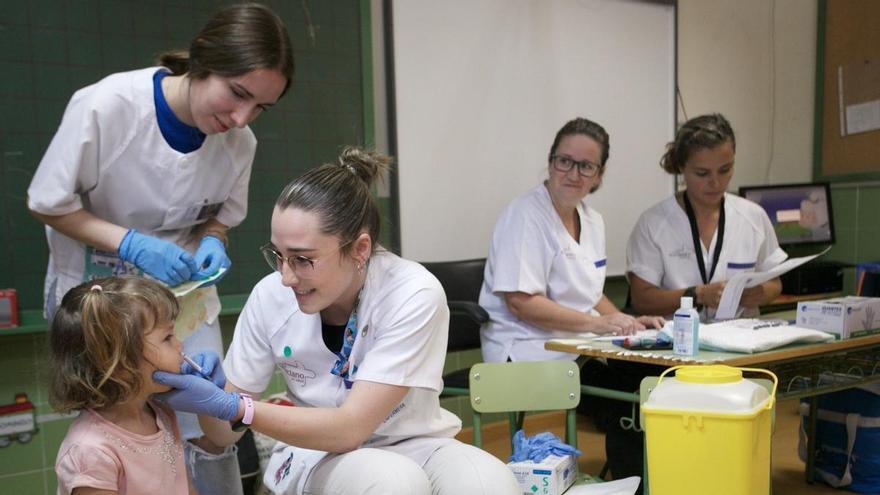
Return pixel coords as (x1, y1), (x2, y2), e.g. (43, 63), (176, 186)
(302, 441), (520, 495)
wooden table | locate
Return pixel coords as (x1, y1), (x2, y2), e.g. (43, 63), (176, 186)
(546, 328), (880, 487)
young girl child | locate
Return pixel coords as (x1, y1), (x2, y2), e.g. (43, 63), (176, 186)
(50, 276), (194, 494)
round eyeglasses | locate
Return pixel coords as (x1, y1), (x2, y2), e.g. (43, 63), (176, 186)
(260, 238), (354, 278)
(550, 154), (602, 178)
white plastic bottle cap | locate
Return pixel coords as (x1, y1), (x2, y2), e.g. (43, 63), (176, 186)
(680, 296), (693, 309)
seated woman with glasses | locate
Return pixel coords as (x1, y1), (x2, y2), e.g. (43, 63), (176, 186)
(151, 147), (519, 495)
(479, 117), (664, 364)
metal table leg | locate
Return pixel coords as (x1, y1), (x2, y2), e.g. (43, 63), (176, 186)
(805, 395), (818, 484)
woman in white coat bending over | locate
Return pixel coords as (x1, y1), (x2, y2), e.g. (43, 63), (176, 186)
(27, 4), (293, 493)
(479, 117), (664, 363)
(152, 147), (520, 495)
(627, 113), (787, 321)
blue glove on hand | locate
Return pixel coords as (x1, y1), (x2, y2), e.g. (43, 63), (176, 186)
(152, 371), (240, 420)
(192, 236), (231, 285)
(118, 229), (198, 286)
(182, 351), (226, 389)
(509, 430), (582, 463)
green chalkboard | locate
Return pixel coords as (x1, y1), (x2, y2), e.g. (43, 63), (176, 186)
(0, 0), (370, 310)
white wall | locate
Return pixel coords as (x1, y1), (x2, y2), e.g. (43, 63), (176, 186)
(387, 0), (675, 270)
(677, 0), (817, 189)
(371, 0), (819, 257)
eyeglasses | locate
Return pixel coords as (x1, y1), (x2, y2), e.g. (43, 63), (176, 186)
(550, 154), (602, 178)
(260, 239), (354, 278)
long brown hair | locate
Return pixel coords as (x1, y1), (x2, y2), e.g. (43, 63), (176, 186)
(156, 3), (295, 96)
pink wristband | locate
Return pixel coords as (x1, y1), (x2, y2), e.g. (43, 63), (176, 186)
(241, 393), (255, 426)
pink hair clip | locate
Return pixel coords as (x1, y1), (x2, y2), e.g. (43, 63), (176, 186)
(90, 284), (103, 292)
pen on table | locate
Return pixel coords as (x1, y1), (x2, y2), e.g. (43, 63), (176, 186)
(613, 337), (658, 347)
(181, 353), (206, 376)
(752, 320), (787, 330)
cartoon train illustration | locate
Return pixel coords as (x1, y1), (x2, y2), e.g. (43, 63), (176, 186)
(0, 393), (38, 447)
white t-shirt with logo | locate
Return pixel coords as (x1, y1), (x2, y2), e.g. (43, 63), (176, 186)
(627, 193), (788, 321)
(224, 250), (460, 493)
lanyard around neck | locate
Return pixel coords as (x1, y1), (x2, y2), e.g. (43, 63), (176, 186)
(330, 291), (363, 389)
(683, 192), (725, 285)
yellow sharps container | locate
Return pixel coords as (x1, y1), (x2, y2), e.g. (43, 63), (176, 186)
(641, 365), (777, 495)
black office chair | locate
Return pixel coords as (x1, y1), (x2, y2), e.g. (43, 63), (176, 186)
(421, 258), (488, 397)
(858, 270), (880, 296)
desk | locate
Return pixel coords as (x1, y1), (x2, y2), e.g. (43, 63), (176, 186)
(546, 332), (880, 399)
(547, 328), (880, 487)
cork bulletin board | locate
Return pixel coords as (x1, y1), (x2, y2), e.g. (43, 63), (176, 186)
(814, 0), (880, 180)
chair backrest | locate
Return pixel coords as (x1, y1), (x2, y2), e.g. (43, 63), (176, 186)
(422, 258), (486, 352)
(469, 360), (581, 448)
(858, 270), (880, 296)
(470, 361), (581, 413)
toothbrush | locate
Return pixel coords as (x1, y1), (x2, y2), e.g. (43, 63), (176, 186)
(181, 353), (206, 376)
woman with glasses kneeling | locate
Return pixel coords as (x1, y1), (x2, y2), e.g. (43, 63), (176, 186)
(479, 117), (664, 364)
(153, 147), (519, 495)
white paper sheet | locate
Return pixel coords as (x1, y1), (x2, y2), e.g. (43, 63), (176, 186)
(845, 99), (880, 135)
(714, 248), (830, 320)
(170, 267), (227, 298)
(564, 476), (641, 494)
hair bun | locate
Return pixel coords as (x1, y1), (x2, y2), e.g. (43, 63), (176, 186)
(337, 146), (392, 185)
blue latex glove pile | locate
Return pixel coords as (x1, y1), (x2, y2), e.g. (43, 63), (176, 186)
(117, 229), (230, 287)
(153, 351), (240, 421)
(509, 430), (582, 463)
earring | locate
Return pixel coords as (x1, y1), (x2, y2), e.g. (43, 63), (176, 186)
(357, 261), (365, 272)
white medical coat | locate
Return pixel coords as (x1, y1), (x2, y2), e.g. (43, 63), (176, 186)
(27, 67), (255, 319)
(479, 184), (607, 362)
(224, 250), (461, 494)
(626, 193), (788, 321)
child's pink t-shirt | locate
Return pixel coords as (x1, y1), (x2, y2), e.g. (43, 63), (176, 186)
(55, 399), (188, 495)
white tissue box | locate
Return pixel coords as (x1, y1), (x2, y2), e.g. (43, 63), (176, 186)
(796, 296), (880, 339)
(507, 454), (576, 495)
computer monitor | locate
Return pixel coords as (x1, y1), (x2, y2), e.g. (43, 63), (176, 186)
(738, 182), (834, 247)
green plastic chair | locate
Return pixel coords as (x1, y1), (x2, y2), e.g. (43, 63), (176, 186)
(469, 360), (606, 487)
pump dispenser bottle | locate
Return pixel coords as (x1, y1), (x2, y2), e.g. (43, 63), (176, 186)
(673, 296), (700, 356)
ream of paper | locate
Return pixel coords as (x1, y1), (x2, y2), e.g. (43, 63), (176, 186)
(714, 247), (831, 320)
(845, 99), (880, 135)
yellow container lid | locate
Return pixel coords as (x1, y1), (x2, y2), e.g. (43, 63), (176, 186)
(676, 365), (742, 384)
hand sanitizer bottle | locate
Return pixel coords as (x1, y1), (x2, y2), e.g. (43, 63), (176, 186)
(673, 296), (700, 356)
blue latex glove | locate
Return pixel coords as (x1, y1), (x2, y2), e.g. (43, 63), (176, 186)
(509, 430), (582, 463)
(192, 235), (231, 285)
(117, 229), (198, 286)
(152, 371), (240, 420)
(182, 351), (226, 389)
